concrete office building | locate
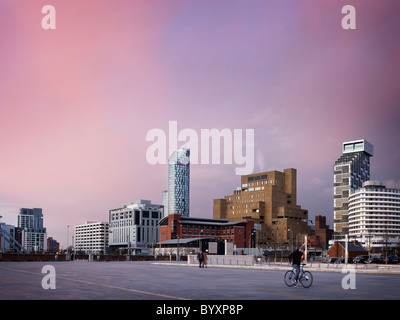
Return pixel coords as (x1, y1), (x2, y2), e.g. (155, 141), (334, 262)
(74, 221), (109, 254)
(108, 200), (163, 254)
(168, 148), (190, 217)
(18, 208), (47, 253)
(348, 181), (400, 251)
(213, 168), (309, 246)
(334, 139), (373, 239)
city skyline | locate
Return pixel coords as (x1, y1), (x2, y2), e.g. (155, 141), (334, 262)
(1, 1), (400, 249)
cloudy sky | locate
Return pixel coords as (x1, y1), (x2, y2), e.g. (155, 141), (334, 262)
(1, 0), (399, 248)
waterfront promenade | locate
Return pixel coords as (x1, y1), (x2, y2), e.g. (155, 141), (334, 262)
(1, 260), (400, 300)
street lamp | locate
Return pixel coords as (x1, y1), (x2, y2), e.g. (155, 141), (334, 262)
(198, 229), (203, 252)
(67, 225), (69, 253)
(177, 236), (180, 262)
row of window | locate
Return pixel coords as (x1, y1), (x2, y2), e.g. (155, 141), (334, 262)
(111, 210), (161, 221)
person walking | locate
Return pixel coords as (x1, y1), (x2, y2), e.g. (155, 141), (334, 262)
(203, 250), (208, 268)
(288, 245), (305, 287)
(197, 250), (204, 268)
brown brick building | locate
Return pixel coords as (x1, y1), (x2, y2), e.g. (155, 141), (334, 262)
(308, 215), (333, 249)
(213, 168), (309, 246)
(159, 214), (255, 249)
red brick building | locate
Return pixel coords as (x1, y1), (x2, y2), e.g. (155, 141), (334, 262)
(327, 241), (368, 258)
(308, 215), (333, 249)
(159, 214), (255, 248)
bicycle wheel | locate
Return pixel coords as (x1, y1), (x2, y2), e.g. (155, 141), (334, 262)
(300, 271), (313, 288)
(284, 270), (295, 287)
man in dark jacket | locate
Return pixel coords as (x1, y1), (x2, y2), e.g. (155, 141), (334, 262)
(197, 251), (204, 268)
(288, 245), (305, 286)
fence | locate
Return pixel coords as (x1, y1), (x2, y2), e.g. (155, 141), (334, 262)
(187, 254), (256, 266)
(0, 253), (186, 262)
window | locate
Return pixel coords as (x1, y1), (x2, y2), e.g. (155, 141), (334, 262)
(152, 211), (159, 219)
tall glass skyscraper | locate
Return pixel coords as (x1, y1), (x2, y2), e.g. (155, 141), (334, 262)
(168, 148), (190, 217)
(333, 139), (373, 239)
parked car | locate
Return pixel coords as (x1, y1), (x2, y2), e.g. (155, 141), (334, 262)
(263, 249), (273, 256)
(381, 256), (399, 264)
(381, 257), (389, 264)
(353, 255), (369, 264)
(335, 257), (354, 264)
(323, 257), (337, 263)
(365, 257), (382, 264)
(389, 256), (399, 264)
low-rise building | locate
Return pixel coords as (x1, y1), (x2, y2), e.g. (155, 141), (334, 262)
(74, 221), (108, 254)
(158, 213), (255, 254)
(327, 241), (368, 258)
(108, 200), (163, 254)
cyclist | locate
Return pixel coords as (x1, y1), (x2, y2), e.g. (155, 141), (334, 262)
(288, 245), (305, 287)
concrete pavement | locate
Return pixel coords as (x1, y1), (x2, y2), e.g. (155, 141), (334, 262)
(1, 260), (400, 300)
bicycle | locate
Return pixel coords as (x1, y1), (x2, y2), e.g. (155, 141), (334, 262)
(284, 263), (313, 288)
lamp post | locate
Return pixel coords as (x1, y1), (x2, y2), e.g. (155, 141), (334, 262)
(177, 236), (180, 262)
(198, 229), (203, 252)
(67, 225), (69, 253)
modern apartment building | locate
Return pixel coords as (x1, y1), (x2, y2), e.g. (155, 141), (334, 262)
(74, 221), (109, 254)
(213, 168), (309, 246)
(108, 200), (163, 254)
(168, 148), (190, 217)
(348, 181), (400, 250)
(18, 208), (47, 253)
(334, 139), (373, 239)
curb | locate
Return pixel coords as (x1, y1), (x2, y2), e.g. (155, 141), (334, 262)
(152, 262), (400, 275)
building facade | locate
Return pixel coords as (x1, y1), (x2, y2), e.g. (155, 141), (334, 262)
(308, 215), (333, 250)
(108, 200), (163, 254)
(47, 237), (60, 253)
(334, 139), (374, 239)
(159, 213), (255, 250)
(213, 168), (309, 246)
(0, 223), (24, 253)
(168, 148), (190, 217)
(348, 181), (400, 251)
(162, 190), (169, 218)
(74, 221), (109, 254)
(18, 208), (47, 253)
(327, 241), (368, 259)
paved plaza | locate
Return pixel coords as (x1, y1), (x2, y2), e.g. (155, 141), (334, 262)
(1, 260), (400, 301)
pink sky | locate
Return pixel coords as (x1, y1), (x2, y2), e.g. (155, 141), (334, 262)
(1, 0), (400, 248)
